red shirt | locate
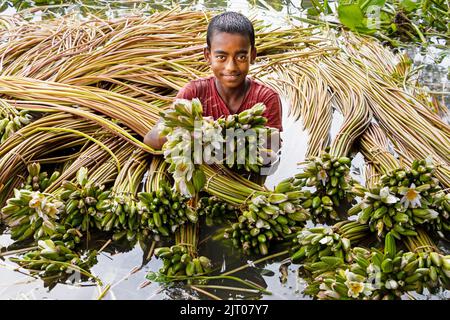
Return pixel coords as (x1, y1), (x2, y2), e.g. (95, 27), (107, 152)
(176, 76), (283, 131)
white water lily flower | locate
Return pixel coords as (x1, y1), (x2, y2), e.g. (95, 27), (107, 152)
(43, 203), (59, 220)
(384, 279), (398, 290)
(251, 195), (266, 206)
(319, 283), (329, 291)
(344, 270), (373, 298)
(176, 178), (191, 197)
(346, 280), (365, 298)
(256, 219), (265, 229)
(364, 192), (381, 200)
(317, 283), (341, 300)
(399, 183), (422, 208)
(427, 209), (439, 219)
(202, 121), (223, 149)
(360, 201), (372, 210)
(319, 236), (334, 245)
(425, 155), (434, 166)
(173, 159), (194, 182)
(317, 290), (341, 300)
(246, 260), (256, 267)
(317, 169), (328, 186)
(366, 263), (379, 275)
(380, 187), (399, 204)
(29, 192), (46, 210)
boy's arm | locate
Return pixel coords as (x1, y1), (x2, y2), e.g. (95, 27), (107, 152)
(143, 82), (197, 150)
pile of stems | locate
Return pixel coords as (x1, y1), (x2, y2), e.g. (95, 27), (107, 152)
(319, 57), (372, 158)
(364, 78), (450, 163)
(88, 144), (140, 187)
(175, 222), (199, 258)
(0, 111), (75, 157)
(364, 162), (381, 189)
(10, 100), (160, 154)
(337, 35), (450, 186)
(111, 149), (149, 197)
(404, 227), (440, 254)
(0, 77), (163, 140)
(0, 118), (100, 198)
(200, 164), (265, 205)
(274, 62), (334, 157)
(144, 156), (170, 192)
(0, 12), (327, 103)
(46, 137), (134, 194)
(363, 89), (450, 187)
(359, 123), (400, 175)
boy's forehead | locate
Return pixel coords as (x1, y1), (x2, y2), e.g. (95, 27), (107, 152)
(209, 31), (252, 49)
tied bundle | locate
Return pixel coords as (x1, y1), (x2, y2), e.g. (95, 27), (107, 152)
(302, 233), (450, 300)
(350, 158), (449, 239)
(224, 177), (311, 255)
(160, 99), (278, 196)
(294, 149), (355, 221)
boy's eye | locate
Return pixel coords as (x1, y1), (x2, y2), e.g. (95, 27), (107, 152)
(237, 55), (248, 61)
(216, 55), (225, 60)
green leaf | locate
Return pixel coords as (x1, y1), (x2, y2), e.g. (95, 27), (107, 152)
(338, 4), (365, 31)
(361, 18), (380, 33)
(186, 180), (196, 196)
(399, 0), (420, 12)
(192, 168), (206, 192)
(307, 6), (321, 16)
(146, 271), (170, 283)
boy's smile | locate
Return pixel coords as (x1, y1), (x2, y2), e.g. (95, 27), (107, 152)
(204, 32), (256, 92)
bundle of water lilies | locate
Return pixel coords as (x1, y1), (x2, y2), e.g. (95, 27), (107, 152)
(160, 98), (277, 196)
(197, 195), (239, 227)
(59, 167), (111, 232)
(136, 180), (198, 237)
(20, 163), (61, 192)
(0, 100), (33, 144)
(349, 158), (449, 239)
(10, 239), (98, 280)
(301, 233), (450, 300)
(294, 149), (354, 221)
(290, 221), (370, 264)
(1, 189), (65, 242)
(153, 244), (213, 278)
(223, 178), (311, 255)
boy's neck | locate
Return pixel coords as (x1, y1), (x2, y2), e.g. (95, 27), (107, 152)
(214, 77), (251, 114)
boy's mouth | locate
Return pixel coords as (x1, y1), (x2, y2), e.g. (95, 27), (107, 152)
(222, 74), (241, 80)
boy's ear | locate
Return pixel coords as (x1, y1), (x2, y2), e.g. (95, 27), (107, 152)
(250, 47), (257, 64)
(204, 47), (211, 64)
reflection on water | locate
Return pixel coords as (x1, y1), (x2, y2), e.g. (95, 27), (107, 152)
(0, 0), (448, 300)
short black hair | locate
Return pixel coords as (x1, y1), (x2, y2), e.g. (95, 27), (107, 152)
(206, 12), (255, 49)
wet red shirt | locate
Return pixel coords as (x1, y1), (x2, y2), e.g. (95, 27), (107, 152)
(176, 76), (283, 131)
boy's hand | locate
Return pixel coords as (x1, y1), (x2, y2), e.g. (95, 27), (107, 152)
(143, 119), (167, 150)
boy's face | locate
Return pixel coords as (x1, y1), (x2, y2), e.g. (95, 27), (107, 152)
(204, 31), (256, 90)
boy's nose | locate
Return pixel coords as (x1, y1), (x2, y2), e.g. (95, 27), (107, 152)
(224, 58), (238, 72)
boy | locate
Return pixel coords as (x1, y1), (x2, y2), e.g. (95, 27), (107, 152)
(144, 11), (282, 175)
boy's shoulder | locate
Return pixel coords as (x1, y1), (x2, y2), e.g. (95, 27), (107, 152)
(177, 77), (215, 99)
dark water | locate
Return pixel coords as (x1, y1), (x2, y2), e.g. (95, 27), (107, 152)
(0, 0), (448, 300)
